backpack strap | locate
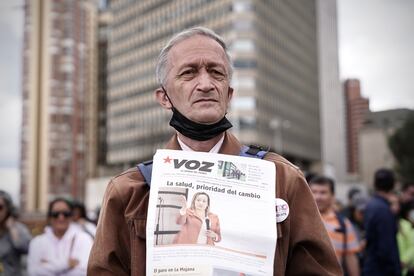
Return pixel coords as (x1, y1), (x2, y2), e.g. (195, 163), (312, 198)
(335, 211), (348, 276)
(239, 145), (268, 159)
(137, 160), (153, 187)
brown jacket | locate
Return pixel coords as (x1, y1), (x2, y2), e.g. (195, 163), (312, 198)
(173, 211), (221, 245)
(88, 133), (341, 275)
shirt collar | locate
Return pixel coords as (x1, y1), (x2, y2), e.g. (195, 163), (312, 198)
(177, 135), (225, 153)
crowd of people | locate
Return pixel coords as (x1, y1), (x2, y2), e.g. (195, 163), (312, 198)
(2, 167), (413, 275)
(308, 168), (414, 276)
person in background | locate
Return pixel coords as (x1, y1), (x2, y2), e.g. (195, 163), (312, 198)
(27, 198), (93, 276)
(0, 190), (32, 276)
(72, 200), (96, 239)
(400, 182), (414, 205)
(363, 168), (401, 276)
(349, 194), (368, 268)
(397, 200), (414, 276)
(341, 187), (362, 221)
(309, 176), (361, 276)
(388, 192), (401, 216)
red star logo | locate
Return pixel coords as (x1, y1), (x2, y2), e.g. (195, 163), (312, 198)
(163, 156), (172, 163)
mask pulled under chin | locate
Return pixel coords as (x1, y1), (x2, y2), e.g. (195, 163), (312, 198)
(169, 107), (232, 141)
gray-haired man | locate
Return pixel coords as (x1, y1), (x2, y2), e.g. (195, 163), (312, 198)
(88, 27), (341, 275)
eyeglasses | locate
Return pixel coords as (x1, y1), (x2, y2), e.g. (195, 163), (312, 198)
(50, 211), (72, 218)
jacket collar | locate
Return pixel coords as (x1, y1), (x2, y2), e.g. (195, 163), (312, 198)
(165, 132), (242, 156)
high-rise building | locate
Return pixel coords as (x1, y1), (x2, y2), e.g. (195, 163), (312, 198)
(88, 6), (113, 178)
(106, 0), (321, 169)
(344, 79), (370, 175)
(315, 0), (346, 181)
(20, 0), (98, 212)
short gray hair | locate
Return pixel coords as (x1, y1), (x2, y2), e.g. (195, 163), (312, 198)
(155, 26), (233, 86)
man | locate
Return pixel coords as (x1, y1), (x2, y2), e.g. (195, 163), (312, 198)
(363, 168), (401, 276)
(309, 176), (361, 276)
(88, 27), (341, 275)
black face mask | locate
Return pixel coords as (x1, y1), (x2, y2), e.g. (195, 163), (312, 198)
(162, 87), (232, 141)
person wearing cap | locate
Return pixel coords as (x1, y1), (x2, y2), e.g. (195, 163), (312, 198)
(87, 26), (341, 275)
(363, 168), (401, 276)
(0, 190), (32, 276)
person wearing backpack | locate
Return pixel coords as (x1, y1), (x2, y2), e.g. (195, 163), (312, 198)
(309, 175), (361, 276)
(88, 26), (340, 276)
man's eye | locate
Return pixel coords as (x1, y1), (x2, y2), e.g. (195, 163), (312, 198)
(180, 69), (196, 76)
(210, 69), (225, 77)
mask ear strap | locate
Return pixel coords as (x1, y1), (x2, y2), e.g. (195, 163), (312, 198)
(161, 86), (175, 111)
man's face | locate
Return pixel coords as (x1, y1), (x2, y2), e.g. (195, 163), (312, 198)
(310, 184), (334, 213)
(157, 35), (233, 124)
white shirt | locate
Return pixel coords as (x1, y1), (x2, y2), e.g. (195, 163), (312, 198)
(196, 219), (208, 244)
(27, 224), (93, 276)
(177, 135), (224, 153)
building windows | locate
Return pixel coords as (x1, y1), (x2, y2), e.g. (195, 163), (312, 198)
(231, 96), (255, 110)
(231, 76), (256, 90)
(231, 39), (255, 53)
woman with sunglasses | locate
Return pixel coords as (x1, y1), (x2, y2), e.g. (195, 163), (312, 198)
(0, 190), (32, 276)
(27, 198), (93, 276)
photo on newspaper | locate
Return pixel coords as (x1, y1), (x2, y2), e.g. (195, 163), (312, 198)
(147, 150), (277, 276)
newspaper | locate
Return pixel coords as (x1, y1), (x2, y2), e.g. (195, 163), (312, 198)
(146, 149), (277, 276)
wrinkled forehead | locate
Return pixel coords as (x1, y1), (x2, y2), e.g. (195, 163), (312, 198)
(167, 35), (229, 70)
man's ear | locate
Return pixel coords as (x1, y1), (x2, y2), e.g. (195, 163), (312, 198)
(227, 87), (234, 101)
(155, 88), (172, 110)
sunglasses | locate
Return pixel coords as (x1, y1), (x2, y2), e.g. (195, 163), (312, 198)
(50, 211), (72, 218)
(0, 204), (4, 211)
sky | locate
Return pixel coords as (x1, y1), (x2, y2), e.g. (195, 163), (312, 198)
(0, 0), (413, 203)
(337, 0), (414, 111)
(0, 1), (23, 203)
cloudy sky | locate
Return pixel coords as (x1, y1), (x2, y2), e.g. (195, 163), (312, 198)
(0, 0), (413, 202)
(0, 1), (23, 202)
(338, 0), (414, 111)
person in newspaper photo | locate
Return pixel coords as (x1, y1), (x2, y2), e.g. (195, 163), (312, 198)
(88, 27), (342, 275)
(173, 192), (221, 245)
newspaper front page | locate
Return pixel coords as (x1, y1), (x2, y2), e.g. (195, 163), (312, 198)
(146, 150), (277, 276)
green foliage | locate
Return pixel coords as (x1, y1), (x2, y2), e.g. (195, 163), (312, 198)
(389, 112), (414, 183)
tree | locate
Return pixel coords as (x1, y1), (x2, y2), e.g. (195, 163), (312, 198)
(389, 112), (414, 183)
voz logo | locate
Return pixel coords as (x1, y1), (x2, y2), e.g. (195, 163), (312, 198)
(173, 159), (214, 172)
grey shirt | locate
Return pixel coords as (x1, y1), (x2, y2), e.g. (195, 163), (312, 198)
(0, 222), (32, 276)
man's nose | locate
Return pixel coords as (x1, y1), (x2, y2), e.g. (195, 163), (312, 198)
(196, 70), (214, 92)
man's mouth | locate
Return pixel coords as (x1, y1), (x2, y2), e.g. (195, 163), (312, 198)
(194, 99), (217, 103)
